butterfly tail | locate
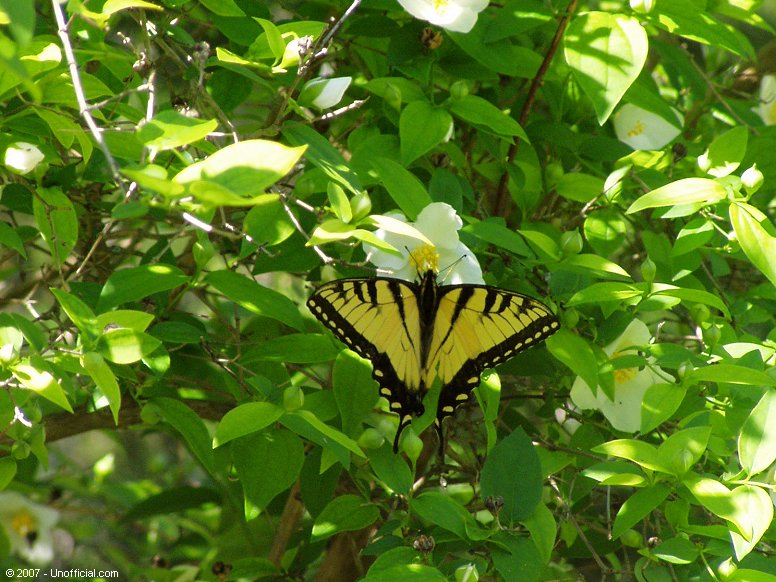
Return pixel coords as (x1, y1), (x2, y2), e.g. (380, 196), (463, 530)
(392, 417), (412, 453)
(434, 419), (445, 459)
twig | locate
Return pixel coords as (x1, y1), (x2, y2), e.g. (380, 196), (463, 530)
(494, 0), (579, 217)
(51, 0), (127, 195)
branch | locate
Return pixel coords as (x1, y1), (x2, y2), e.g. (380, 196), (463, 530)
(0, 399), (233, 456)
(493, 0), (579, 218)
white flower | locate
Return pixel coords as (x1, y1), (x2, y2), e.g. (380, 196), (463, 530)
(758, 74), (776, 125)
(397, 0), (489, 33)
(0, 492), (59, 565)
(299, 76), (352, 110)
(613, 104), (682, 150)
(364, 202), (484, 284)
(4, 142), (44, 175)
(570, 319), (670, 432)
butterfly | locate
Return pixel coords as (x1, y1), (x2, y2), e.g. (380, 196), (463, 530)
(307, 269), (560, 454)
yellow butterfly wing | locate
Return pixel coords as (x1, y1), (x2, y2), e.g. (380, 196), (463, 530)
(307, 277), (427, 446)
(427, 285), (560, 426)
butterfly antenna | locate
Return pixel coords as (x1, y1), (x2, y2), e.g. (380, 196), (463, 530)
(437, 255), (469, 285)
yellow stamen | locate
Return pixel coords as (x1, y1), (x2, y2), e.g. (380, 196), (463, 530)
(612, 350), (637, 384)
(626, 120), (646, 138)
(409, 244), (440, 274)
(433, 0), (449, 12)
(11, 511), (35, 538)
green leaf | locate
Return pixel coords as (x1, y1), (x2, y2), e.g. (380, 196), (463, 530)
(626, 178), (727, 214)
(653, 536), (698, 565)
(582, 461), (646, 486)
(124, 486), (220, 521)
(480, 427), (542, 524)
(564, 12), (648, 124)
(243, 193), (295, 246)
(592, 439), (667, 473)
(0, 221), (26, 258)
(83, 351), (121, 424)
(333, 351), (379, 437)
(702, 126), (748, 177)
(174, 139), (306, 198)
(148, 321), (202, 344)
(136, 109), (218, 151)
(641, 383), (686, 433)
(0, 457), (17, 491)
(244, 334), (341, 364)
(97, 264), (188, 313)
(462, 220), (532, 257)
(521, 503), (556, 564)
(584, 208), (628, 256)
(326, 182), (352, 224)
(729, 485), (774, 560)
(650, 285), (730, 318)
(400, 101), (453, 165)
(284, 123), (363, 195)
(145, 397), (216, 475)
(657, 426), (711, 476)
(490, 532), (543, 582)
(687, 364), (776, 387)
(368, 444), (412, 496)
(546, 330), (599, 392)
(94, 310), (155, 333)
(672, 216), (715, 257)
(50, 288), (97, 336)
(738, 389), (776, 476)
(555, 253), (631, 280)
(311, 495), (380, 541)
(11, 359), (73, 412)
(255, 18), (285, 62)
(655, 0), (754, 58)
(370, 157), (432, 220)
(555, 172), (604, 203)
(212, 402), (285, 447)
(98, 328), (161, 364)
(729, 202), (776, 288)
(280, 409), (365, 468)
(682, 474), (737, 523)
(32, 187), (78, 267)
(102, 0), (163, 16)
(448, 95), (527, 140)
(567, 282), (644, 306)
(611, 484), (670, 539)
(413, 491), (489, 541)
(362, 565), (447, 582)
(205, 270), (304, 330)
(234, 429), (304, 512)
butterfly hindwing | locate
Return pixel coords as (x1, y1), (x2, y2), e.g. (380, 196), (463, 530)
(429, 284), (560, 422)
(306, 278), (428, 432)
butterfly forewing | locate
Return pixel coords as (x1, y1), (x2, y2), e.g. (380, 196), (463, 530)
(307, 278), (426, 424)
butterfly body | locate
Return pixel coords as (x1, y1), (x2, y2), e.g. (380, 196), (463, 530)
(307, 270), (559, 453)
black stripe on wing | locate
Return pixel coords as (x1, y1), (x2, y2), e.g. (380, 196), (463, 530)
(433, 285), (560, 423)
(307, 278), (427, 450)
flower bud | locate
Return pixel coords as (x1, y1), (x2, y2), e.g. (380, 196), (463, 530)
(4, 142), (44, 175)
(630, 0), (655, 14)
(283, 385), (304, 411)
(299, 77), (352, 110)
(401, 426), (423, 462)
(357, 428), (384, 449)
(741, 164), (764, 195)
(561, 230), (583, 256)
